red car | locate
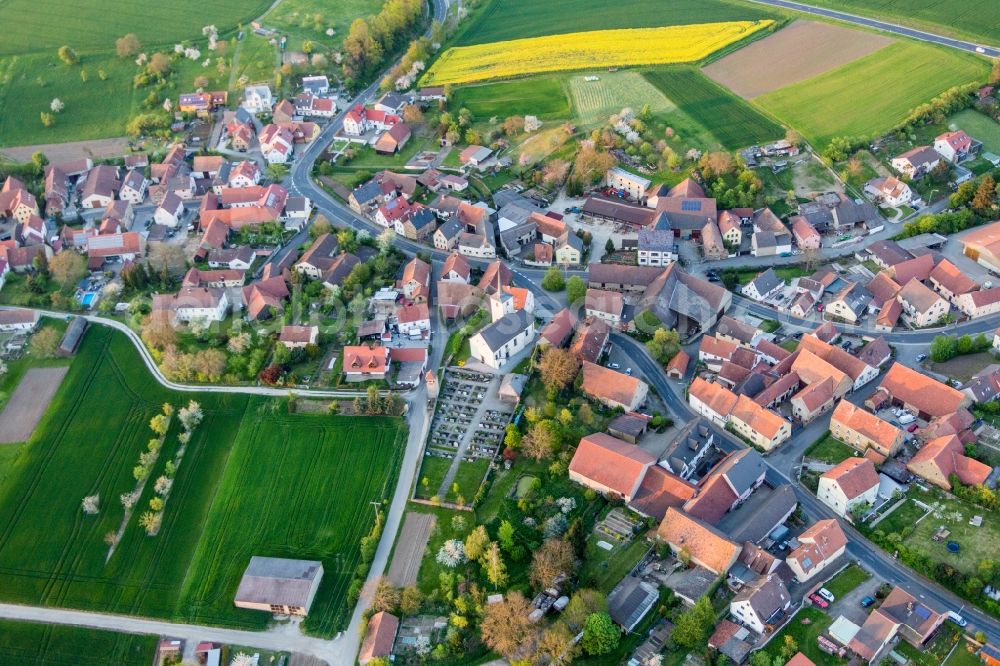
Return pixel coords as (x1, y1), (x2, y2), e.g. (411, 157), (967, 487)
(907, 423), (918, 433)
(809, 594), (829, 609)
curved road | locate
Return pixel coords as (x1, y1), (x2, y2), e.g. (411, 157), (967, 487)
(748, 0), (1000, 57)
(611, 333), (1000, 643)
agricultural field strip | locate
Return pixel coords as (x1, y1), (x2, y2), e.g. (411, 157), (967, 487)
(754, 41), (990, 146)
(702, 19), (894, 99)
(423, 21), (774, 86)
(569, 72), (676, 126)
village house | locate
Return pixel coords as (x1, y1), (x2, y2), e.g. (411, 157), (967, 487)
(785, 519), (848, 583)
(928, 259), (978, 302)
(243, 85), (274, 113)
(343, 345), (389, 381)
(865, 176), (914, 207)
(954, 287), (1000, 318)
(152, 287), (230, 325)
(791, 216), (821, 250)
(0, 308), (39, 332)
(890, 146), (941, 179)
(699, 334), (738, 372)
(568, 432), (656, 501)
(606, 167), (651, 199)
(399, 257), (431, 302)
(867, 362), (969, 419)
(584, 288), (627, 329)
(182, 267), (245, 289)
(826, 281), (872, 324)
(688, 377), (739, 426)
(118, 169), (148, 205)
(683, 448), (766, 524)
(80, 165), (120, 209)
(741, 268), (783, 303)
(934, 130), (975, 163)
(728, 395), (791, 450)
(86, 231), (146, 268)
(817, 457), (879, 518)
(656, 507), (740, 575)
(374, 123), (411, 154)
(359, 611), (398, 665)
(960, 219), (1000, 274)
(730, 574), (791, 634)
(259, 124), (294, 164)
(897, 278), (949, 327)
(228, 161), (262, 189)
(242, 276), (291, 320)
(637, 226), (677, 267)
(791, 377), (836, 423)
(279, 325), (319, 349)
(154, 192), (186, 228)
(849, 587), (944, 664)
(906, 434), (991, 489)
(830, 400), (904, 457)
(581, 361), (649, 411)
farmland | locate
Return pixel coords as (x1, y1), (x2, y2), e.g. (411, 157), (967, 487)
(422, 21), (774, 86)
(451, 76), (573, 120)
(456, 0), (777, 46)
(797, 0), (1000, 46)
(569, 72), (675, 126)
(642, 67), (784, 149)
(703, 20), (893, 99)
(0, 0), (270, 55)
(0, 325), (403, 636)
(755, 42), (990, 148)
(261, 0), (383, 52)
(0, 620), (156, 665)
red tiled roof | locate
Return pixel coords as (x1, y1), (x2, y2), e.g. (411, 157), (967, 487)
(821, 457), (878, 499)
(569, 432), (655, 498)
(656, 507), (739, 574)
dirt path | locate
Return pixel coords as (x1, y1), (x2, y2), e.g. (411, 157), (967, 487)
(0, 367), (69, 444)
(2, 138), (129, 163)
(386, 512), (436, 587)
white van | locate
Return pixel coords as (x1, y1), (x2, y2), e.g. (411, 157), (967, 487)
(897, 413), (915, 426)
(946, 611), (967, 627)
(818, 588), (836, 603)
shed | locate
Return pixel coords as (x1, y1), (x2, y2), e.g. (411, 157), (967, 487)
(607, 576), (658, 632)
(57, 317), (88, 356)
(828, 615), (861, 646)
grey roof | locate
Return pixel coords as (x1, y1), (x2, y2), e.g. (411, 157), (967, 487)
(835, 197), (879, 226)
(732, 574), (790, 624)
(235, 556), (323, 608)
(608, 413), (650, 438)
(716, 316), (757, 344)
(352, 180), (382, 205)
(498, 373), (527, 399)
(734, 372), (767, 398)
(474, 309), (533, 352)
(410, 207), (436, 231)
(560, 232), (583, 252)
(376, 91), (408, 109)
(867, 240), (912, 266)
(717, 448), (766, 496)
(748, 268), (783, 297)
(660, 418), (713, 475)
(638, 227), (674, 252)
(499, 221), (537, 255)
(839, 282), (873, 314)
(492, 189), (532, 210)
(497, 201), (540, 226)
(436, 218), (463, 240)
(721, 485), (797, 545)
(58, 317), (88, 354)
(798, 201), (834, 231)
(607, 576), (659, 632)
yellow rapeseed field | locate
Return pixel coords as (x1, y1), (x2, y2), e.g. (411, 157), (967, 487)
(422, 21), (774, 86)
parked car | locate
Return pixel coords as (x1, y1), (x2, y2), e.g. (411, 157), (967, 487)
(818, 588), (836, 603)
(609, 363), (621, 370)
(809, 594), (829, 609)
(946, 611), (967, 627)
(860, 596), (875, 608)
(916, 353), (927, 362)
(907, 423), (918, 433)
(897, 413), (915, 425)
(625, 368), (633, 375)
(816, 304), (824, 312)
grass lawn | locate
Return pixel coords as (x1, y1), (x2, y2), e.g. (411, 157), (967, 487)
(642, 66), (784, 149)
(780, 339), (799, 352)
(945, 640), (985, 666)
(569, 71), (675, 126)
(579, 537), (649, 593)
(895, 628), (961, 666)
(261, 0), (382, 52)
(760, 607), (845, 666)
(0, 325), (403, 637)
(823, 563), (871, 599)
(415, 455), (452, 499)
(950, 110), (1000, 154)
(411, 504), (469, 595)
(455, 0), (776, 46)
(903, 491), (1000, 576)
(928, 351), (995, 382)
(871, 497), (927, 536)
(232, 33), (278, 86)
(449, 458), (491, 502)
(796, 0), (1000, 46)
(452, 76), (573, 120)
(755, 42), (990, 148)
(723, 265), (811, 286)
(0, 619), (157, 665)
(804, 432), (856, 465)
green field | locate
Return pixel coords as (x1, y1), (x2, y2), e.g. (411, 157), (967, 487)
(950, 109), (1000, 154)
(0, 620), (156, 665)
(0, 325), (403, 635)
(451, 76), (573, 120)
(755, 42), (990, 147)
(799, 0), (1000, 46)
(262, 0), (384, 52)
(642, 66), (784, 149)
(456, 0), (775, 45)
(0, 0), (270, 55)
(569, 72), (676, 126)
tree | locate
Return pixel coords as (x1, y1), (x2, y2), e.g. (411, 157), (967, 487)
(149, 414), (169, 436)
(57, 45), (79, 65)
(535, 621), (577, 665)
(148, 52), (171, 76)
(371, 577), (400, 613)
(266, 163), (290, 182)
(48, 251), (87, 288)
(148, 242), (187, 277)
(646, 327), (680, 364)
(538, 347), (580, 391)
(605, 238), (616, 256)
(543, 159), (570, 186)
(310, 215), (333, 239)
(973, 174), (996, 213)
(464, 524), (490, 561)
(566, 275), (586, 305)
(30, 327), (59, 358)
(482, 541), (508, 588)
(930, 335), (958, 362)
(400, 585), (422, 615)
(541, 266), (565, 291)
(530, 538), (576, 590)
(785, 129), (802, 148)
(672, 596), (714, 650)
(524, 419), (562, 461)
(502, 115), (524, 136)
(81, 494), (100, 515)
(40, 112), (55, 128)
(116, 33), (141, 58)
(480, 591), (535, 659)
(581, 612), (619, 655)
(50, 98), (65, 113)
(498, 519), (515, 551)
(140, 315), (176, 350)
(574, 144), (616, 183)
(564, 588), (607, 631)
(402, 104), (424, 124)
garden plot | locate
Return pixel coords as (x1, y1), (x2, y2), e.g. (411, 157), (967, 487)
(569, 72), (675, 127)
(0, 367), (68, 444)
(386, 512), (436, 587)
(703, 20), (893, 99)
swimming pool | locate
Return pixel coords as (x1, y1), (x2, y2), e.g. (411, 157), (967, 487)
(79, 292), (96, 307)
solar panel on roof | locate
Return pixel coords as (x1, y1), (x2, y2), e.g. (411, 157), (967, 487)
(681, 200), (701, 211)
(914, 605), (931, 619)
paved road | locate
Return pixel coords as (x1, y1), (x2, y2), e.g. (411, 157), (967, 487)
(747, 0), (1000, 57)
(610, 333), (1000, 643)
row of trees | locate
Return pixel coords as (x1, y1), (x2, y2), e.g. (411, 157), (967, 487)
(342, 0), (424, 84)
(929, 332), (991, 362)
